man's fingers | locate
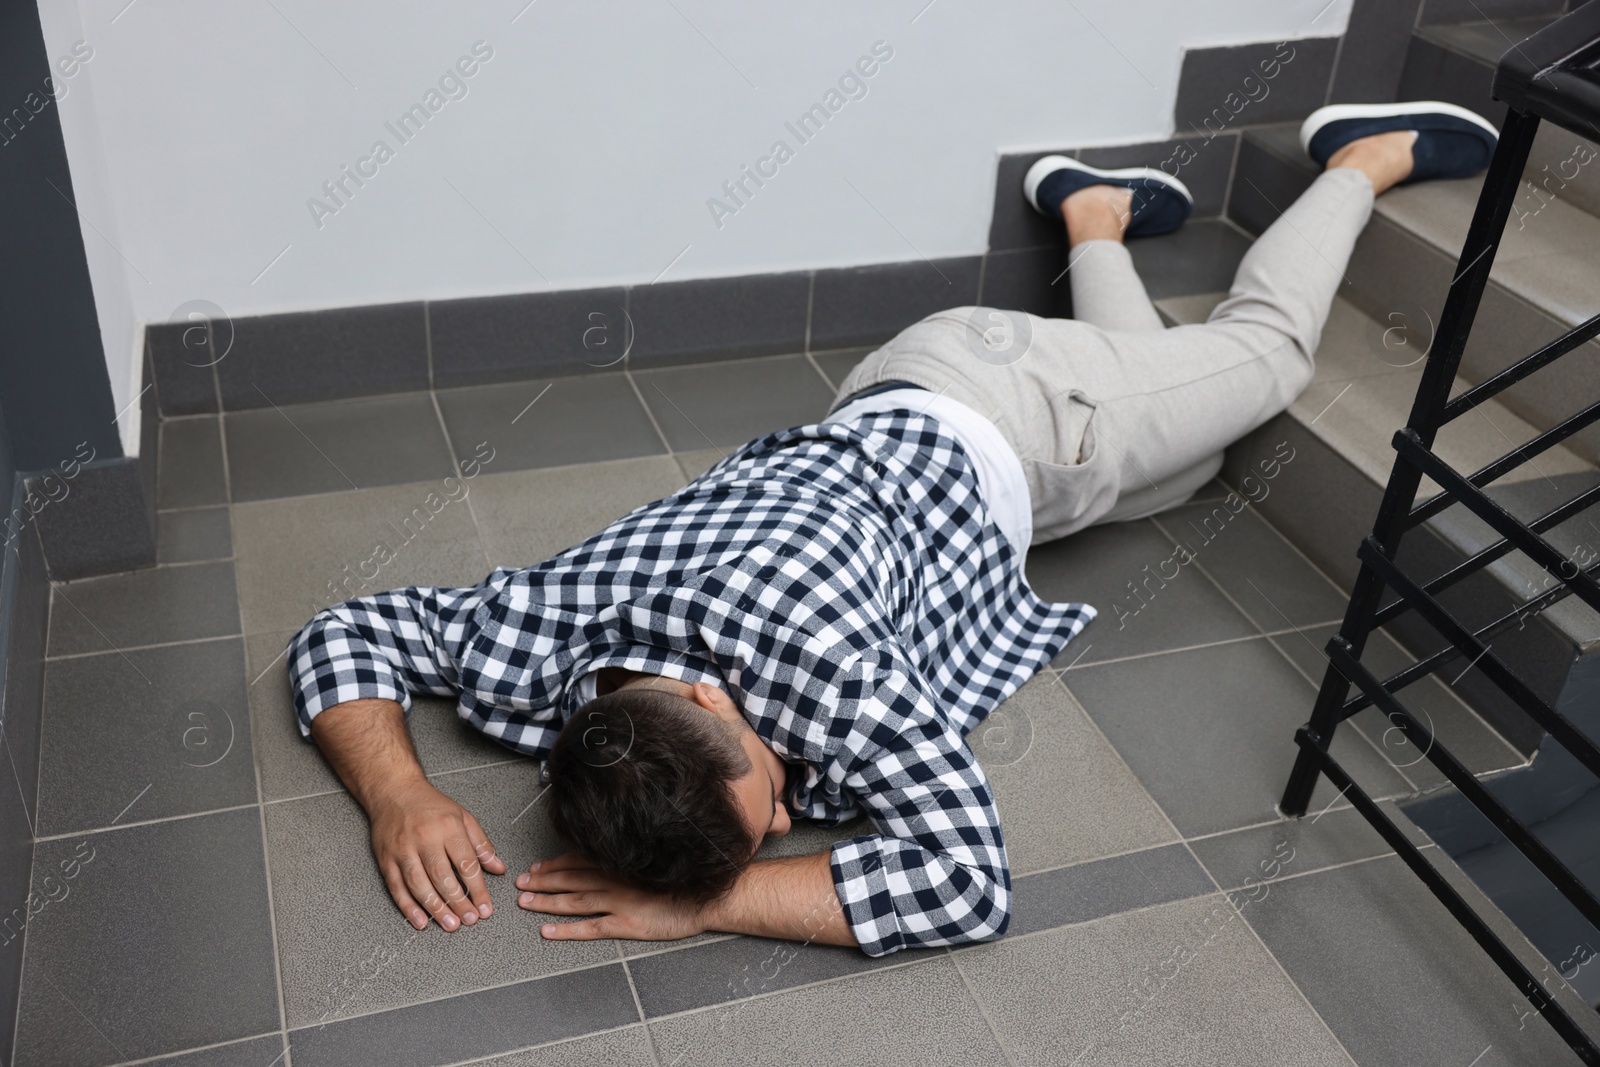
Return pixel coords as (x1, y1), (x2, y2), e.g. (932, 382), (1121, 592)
(444, 833), (493, 919)
(421, 849), (478, 926)
(400, 857), (460, 931)
(381, 862), (430, 930)
(515, 851), (596, 890)
(518, 889), (604, 915)
(518, 868), (613, 894)
(539, 918), (610, 941)
(462, 812), (507, 876)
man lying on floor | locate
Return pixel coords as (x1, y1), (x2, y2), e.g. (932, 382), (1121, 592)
(288, 101), (1498, 956)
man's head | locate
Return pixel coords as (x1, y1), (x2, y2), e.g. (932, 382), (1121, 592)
(545, 678), (791, 902)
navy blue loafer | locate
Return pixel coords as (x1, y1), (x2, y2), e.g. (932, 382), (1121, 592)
(1023, 156), (1194, 238)
(1300, 101), (1499, 183)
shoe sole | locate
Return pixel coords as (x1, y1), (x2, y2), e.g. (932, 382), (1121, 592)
(1298, 100), (1499, 158)
(1022, 155), (1195, 216)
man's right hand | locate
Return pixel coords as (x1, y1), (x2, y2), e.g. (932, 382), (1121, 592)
(308, 697), (509, 932)
(368, 778), (508, 931)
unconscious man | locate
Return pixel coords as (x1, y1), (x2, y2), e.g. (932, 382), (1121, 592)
(288, 101), (1500, 956)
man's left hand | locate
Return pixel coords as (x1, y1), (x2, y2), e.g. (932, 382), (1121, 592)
(516, 852), (705, 942)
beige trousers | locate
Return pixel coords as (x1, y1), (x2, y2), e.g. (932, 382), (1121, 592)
(835, 167), (1375, 544)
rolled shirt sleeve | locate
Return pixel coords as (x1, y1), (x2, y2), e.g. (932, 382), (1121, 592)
(287, 582), (493, 737)
(824, 652), (1010, 957)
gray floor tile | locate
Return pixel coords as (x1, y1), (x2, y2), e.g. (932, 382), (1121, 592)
(633, 356), (837, 452)
(38, 639), (254, 836)
(137, 1035), (288, 1066)
(648, 957), (1006, 1067)
(1125, 220), (1254, 300)
(958, 895), (1354, 1067)
(267, 759), (616, 1027)
(0, 750), (33, 1060)
(672, 447), (727, 483)
(1008, 843), (1215, 939)
(627, 928), (912, 1018)
(247, 629), (516, 803)
(225, 393), (457, 503)
(809, 347), (874, 392)
(1245, 854), (1587, 1066)
(470, 457), (686, 569)
(288, 964), (639, 1067)
(435, 373), (665, 474)
(47, 561), (240, 657)
(231, 481), (488, 634)
(1188, 804), (1430, 893)
(473, 1025), (656, 1067)
(156, 507), (233, 564)
(1062, 638), (1413, 837)
(1151, 502), (1348, 632)
(1025, 519), (1258, 668)
(157, 418), (227, 509)
(13, 809), (279, 1066)
(976, 675), (1176, 876)
(1271, 623), (1526, 786)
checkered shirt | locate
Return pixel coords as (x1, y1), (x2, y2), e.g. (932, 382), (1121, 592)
(288, 411), (1095, 956)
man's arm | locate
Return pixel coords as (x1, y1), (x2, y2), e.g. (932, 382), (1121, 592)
(311, 698), (508, 931)
(515, 849), (855, 947)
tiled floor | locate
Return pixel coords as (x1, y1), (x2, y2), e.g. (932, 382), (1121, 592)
(14, 344), (1588, 1066)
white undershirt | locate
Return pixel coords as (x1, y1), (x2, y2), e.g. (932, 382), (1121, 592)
(827, 389), (1033, 555)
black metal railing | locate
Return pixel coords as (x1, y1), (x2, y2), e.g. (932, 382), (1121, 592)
(1278, 4), (1600, 1063)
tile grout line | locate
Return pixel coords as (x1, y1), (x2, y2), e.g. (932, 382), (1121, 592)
(45, 631), (242, 664)
(30, 801), (261, 844)
(946, 948), (1019, 1067)
(1188, 829), (1365, 1067)
(13, 524), (55, 1065)
(1060, 623), (1346, 673)
(427, 387), (494, 575)
(625, 369), (676, 457)
(802, 270), (814, 355)
(618, 950), (666, 1067)
(1220, 129), (1243, 221)
(100, 1029), (284, 1067)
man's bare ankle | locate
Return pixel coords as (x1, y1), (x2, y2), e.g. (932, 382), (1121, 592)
(1062, 186), (1135, 247)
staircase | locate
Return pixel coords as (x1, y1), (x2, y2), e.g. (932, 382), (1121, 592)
(1035, 0), (1600, 1023)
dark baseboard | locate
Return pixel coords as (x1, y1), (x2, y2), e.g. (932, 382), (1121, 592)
(26, 457), (156, 581)
(0, 486), (49, 1064)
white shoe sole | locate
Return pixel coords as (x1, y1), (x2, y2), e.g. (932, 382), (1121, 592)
(1298, 100), (1499, 158)
(1022, 155), (1194, 216)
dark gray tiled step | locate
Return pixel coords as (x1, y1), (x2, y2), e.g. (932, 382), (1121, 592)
(627, 272), (809, 369)
(287, 964), (639, 1067)
(809, 257), (981, 352)
(12, 809), (280, 1066)
(428, 285), (628, 388)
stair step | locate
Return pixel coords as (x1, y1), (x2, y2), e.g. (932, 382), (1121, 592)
(1156, 293), (1595, 497)
(1156, 279), (1600, 759)
(1232, 122), (1600, 468)
(1414, 15), (1564, 67)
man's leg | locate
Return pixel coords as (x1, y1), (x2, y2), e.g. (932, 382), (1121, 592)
(1059, 187), (1166, 334)
(1018, 132), (1419, 540)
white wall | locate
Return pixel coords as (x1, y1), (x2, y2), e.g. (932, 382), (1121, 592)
(42, 0), (1352, 453)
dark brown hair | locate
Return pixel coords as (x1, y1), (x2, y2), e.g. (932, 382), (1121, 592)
(546, 687), (756, 903)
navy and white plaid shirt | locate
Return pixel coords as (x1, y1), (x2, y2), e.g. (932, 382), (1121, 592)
(288, 411), (1094, 956)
